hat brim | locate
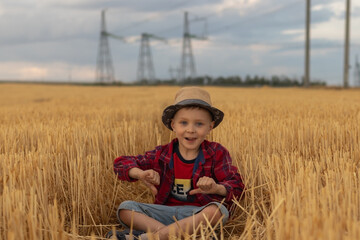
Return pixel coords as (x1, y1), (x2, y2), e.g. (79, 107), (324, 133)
(162, 102), (224, 130)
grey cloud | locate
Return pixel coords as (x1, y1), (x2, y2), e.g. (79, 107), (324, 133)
(0, 0), (358, 85)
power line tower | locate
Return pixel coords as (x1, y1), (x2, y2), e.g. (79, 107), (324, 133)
(180, 11), (207, 82)
(343, 0), (351, 88)
(304, 0), (311, 87)
(137, 33), (167, 83)
(169, 66), (181, 82)
(355, 55), (360, 87)
(96, 9), (126, 84)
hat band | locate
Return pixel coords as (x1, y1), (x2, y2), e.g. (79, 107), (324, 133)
(176, 99), (211, 107)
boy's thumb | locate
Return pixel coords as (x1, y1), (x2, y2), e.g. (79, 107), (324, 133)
(150, 185), (158, 196)
(142, 180), (157, 196)
(189, 188), (202, 195)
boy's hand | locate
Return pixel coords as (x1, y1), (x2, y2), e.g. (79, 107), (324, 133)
(138, 169), (160, 196)
(189, 176), (227, 196)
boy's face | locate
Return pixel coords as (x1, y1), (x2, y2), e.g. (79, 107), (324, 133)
(171, 107), (214, 157)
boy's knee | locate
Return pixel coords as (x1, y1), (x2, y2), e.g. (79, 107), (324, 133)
(118, 209), (131, 222)
(118, 200), (138, 221)
(200, 204), (223, 223)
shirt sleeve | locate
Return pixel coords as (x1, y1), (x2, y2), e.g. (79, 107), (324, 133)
(113, 147), (159, 182)
(213, 146), (245, 204)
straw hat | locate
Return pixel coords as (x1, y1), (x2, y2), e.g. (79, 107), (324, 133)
(162, 87), (224, 130)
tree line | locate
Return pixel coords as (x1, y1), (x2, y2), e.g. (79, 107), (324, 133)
(132, 75), (326, 87)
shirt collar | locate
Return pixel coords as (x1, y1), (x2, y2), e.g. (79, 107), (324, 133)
(167, 138), (215, 170)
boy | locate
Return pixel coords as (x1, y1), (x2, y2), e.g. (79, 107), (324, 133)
(111, 87), (244, 240)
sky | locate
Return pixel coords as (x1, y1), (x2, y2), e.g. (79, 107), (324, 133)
(0, 0), (359, 86)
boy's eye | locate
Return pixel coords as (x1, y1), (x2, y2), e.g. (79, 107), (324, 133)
(196, 122), (204, 126)
(180, 121), (187, 125)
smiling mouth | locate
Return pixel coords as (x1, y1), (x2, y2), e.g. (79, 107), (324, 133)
(185, 137), (196, 141)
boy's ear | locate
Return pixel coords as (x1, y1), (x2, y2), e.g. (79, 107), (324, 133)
(170, 119), (175, 130)
(209, 121), (215, 130)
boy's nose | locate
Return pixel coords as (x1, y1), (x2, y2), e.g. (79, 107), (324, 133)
(186, 125), (195, 133)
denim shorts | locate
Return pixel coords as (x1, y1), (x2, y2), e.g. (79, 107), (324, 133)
(117, 201), (229, 227)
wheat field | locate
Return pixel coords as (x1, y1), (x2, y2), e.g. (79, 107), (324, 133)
(0, 84), (359, 240)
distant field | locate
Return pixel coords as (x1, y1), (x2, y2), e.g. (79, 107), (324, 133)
(0, 84), (359, 239)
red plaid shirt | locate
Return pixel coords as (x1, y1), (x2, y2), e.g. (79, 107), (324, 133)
(114, 139), (244, 210)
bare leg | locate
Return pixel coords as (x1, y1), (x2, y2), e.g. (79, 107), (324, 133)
(119, 209), (166, 233)
(119, 204), (223, 240)
(155, 204), (223, 240)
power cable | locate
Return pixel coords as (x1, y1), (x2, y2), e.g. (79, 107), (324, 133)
(208, 0), (303, 35)
(154, 0), (302, 40)
(113, 0), (193, 32)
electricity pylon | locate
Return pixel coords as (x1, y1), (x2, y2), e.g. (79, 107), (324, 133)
(96, 9), (126, 84)
(169, 66), (181, 82)
(343, 0), (351, 88)
(304, 0), (311, 87)
(180, 11), (207, 82)
(355, 55), (360, 87)
(137, 33), (167, 83)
